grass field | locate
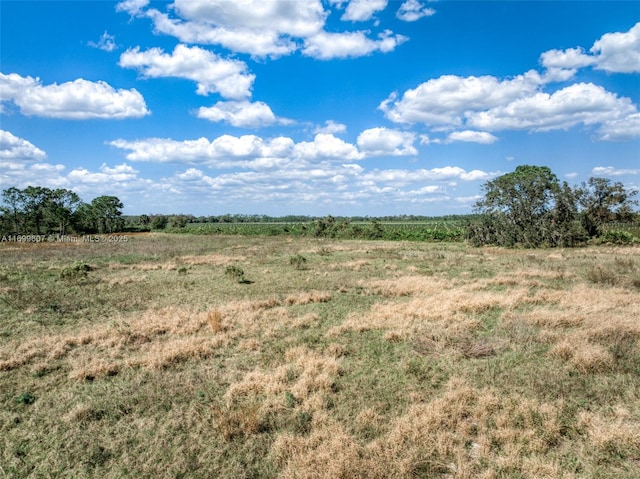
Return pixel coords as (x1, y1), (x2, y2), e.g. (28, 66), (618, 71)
(1, 233), (639, 478)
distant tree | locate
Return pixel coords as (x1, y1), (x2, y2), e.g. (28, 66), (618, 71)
(139, 214), (150, 227)
(73, 202), (98, 233)
(576, 177), (638, 237)
(91, 196), (124, 233)
(151, 215), (168, 230)
(49, 188), (82, 235)
(170, 215), (188, 229)
(1, 186), (25, 233)
(469, 165), (583, 247)
(22, 186), (51, 234)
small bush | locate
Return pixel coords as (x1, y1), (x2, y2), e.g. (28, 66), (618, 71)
(596, 230), (638, 245)
(60, 262), (92, 279)
(17, 391), (36, 405)
(587, 265), (619, 286)
(225, 265), (246, 283)
(289, 254), (307, 270)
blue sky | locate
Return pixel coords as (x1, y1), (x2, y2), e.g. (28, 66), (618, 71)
(1, 0), (639, 216)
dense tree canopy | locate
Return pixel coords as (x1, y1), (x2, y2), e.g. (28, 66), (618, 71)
(0, 186), (124, 235)
(469, 165), (638, 247)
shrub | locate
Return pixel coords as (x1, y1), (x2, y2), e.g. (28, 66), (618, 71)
(289, 254), (307, 270)
(60, 261), (92, 279)
(17, 391), (36, 405)
(595, 230), (638, 245)
(225, 265), (246, 283)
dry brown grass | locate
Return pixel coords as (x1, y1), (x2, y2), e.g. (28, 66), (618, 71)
(0, 306), (230, 379)
(207, 309), (223, 333)
(2, 237), (639, 478)
(269, 377), (581, 479)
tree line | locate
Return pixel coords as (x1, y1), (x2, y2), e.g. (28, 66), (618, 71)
(0, 186), (124, 236)
(468, 165), (638, 247)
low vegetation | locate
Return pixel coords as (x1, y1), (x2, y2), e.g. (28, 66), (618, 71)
(1, 234), (639, 478)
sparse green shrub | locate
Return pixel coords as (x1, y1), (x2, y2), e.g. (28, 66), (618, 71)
(596, 230), (638, 245)
(17, 391), (36, 405)
(60, 261), (92, 279)
(587, 265), (620, 286)
(177, 265), (188, 275)
(293, 411), (313, 434)
(285, 391), (296, 408)
(225, 265), (246, 283)
(289, 254), (307, 270)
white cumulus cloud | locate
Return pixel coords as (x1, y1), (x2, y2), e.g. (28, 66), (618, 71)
(591, 21), (640, 73)
(592, 166), (640, 176)
(88, 31), (118, 52)
(119, 44), (255, 99)
(396, 0), (436, 22)
(68, 163), (139, 184)
(467, 83), (637, 132)
(314, 120), (347, 135)
(119, 0), (408, 60)
(446, 130), (498, 144)
(341, 0), (388, 22)
(0, 73), (149, 119)
(197, 101), (287, 128)
(356, 127), (417, 156)
(596, 113), (640, 141)
(109, 135), (298, 168)
(303, 29), (407, 59)
(293, 134), (364, 161)
(540, 22), (640, 74)
(115, 0), (149, 15)
(0, 130), (47, 161)
(380, 72), (542, 126)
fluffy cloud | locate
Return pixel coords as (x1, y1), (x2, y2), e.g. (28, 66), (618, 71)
(144, 9), (299, 58)
(539, 47), (595, 71)
(540, 22), (640, 74)
(67, 163), (139, 184)
(293, 134), (364, 161)
(596, 113), (640, 141)
(314, 120), (347, 135)
(356, 127), (417, 156)
(118, 0), (407, 60)
(88, 31), (117, 52)
(119, 44), (254, 99)
(382, 69), (639, 141)
(0, 130), (47, 161)
(115, 0), (149, 15)
(591, 21), (640, 73)
(0, 73), (149, 119)
(172, 0), (326, 37)
(445, 131), (498, 144)
(592, 166), (640, 176)
(303, 29), (407, 59)
(362, 166), (492, 184)
(341, 0), (388, 21)
(467, 83), (637, 132)
(109, 135), (295, 166)
(197, 101), (287, 128)
(396, 0), (436, 22)
(380, 72), (542, 126)
(128, 0), (326, 57)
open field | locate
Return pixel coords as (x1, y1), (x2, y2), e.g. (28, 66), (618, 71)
(1, 234), (640, 478)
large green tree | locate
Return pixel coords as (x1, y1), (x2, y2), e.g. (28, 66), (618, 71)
(90, 196), (125, 233)
(1, 186), (125, 235)
(576, 177), (638, 237)
(469, 165), (582, 247)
